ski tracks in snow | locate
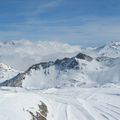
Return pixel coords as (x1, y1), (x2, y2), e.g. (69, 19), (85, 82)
(35, 88), (120, 120)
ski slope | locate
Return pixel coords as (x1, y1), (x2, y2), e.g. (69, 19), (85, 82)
(0, 87), (120, 120)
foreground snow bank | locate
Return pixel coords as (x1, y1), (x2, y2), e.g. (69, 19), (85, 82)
(0, 87), (120, 120)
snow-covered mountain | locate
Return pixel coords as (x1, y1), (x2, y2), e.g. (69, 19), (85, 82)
(96, 41), (120, 58)
(1, 51), (120, 89)
(0, 63), (18, 83)
(0, 41), (120, 89)
(0, 53), (94, 88)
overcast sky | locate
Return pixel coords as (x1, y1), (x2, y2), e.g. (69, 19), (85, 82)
(0, 0), (120, 46)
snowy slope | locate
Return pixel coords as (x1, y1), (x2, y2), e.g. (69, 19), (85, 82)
(0, 87), (120, 120)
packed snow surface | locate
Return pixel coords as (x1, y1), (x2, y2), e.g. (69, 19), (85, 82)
(0, 87), (120, 120)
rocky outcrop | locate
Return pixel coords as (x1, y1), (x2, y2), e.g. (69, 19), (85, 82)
(76, 53), (93, 61)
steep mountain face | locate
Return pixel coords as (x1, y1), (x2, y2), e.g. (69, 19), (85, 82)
(96, 41), (120, 58)
(0, 53), (97, 88)
(0, 63), (18, 83)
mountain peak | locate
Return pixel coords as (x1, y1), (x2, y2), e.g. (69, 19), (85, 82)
(76, 53), (93, 61)
(108, 41), (120, 49)
(97, 41), (120, 58)
(0, 63), (11, 70)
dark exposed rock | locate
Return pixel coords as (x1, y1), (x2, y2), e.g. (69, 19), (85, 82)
(55, 57), (79, 70)
(76, 53), (93, 62)
(25, 61), (54, 74)
(0, 73), (25, 87)
(27, 101), (48, 120)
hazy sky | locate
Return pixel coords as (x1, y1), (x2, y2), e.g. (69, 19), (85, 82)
(0, 0), (120, 46)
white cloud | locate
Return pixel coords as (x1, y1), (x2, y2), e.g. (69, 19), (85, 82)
(0, 40), (80, 70)
(22, 0), (63, 17)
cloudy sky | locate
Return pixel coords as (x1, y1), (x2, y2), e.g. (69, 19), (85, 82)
(0, 0), (120, 46)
